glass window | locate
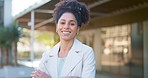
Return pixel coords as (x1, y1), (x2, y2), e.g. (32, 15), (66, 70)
(100, 24), (143, 78)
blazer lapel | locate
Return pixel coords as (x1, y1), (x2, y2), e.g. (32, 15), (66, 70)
(44, 42), (60, 78)
(61, 39), (83, 76)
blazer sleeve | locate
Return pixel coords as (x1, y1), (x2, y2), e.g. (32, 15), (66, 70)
(81, 47), (96, 78)
(38, 51), (52, 77)
(38, 52), (46, 72)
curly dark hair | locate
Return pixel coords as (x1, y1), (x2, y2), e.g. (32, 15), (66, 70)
(53, 0), (90, 27)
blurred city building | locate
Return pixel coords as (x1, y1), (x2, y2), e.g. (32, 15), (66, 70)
(0, 0), (15, 66)
(0, 0), (12, 27)
(5, 0), (148, 78)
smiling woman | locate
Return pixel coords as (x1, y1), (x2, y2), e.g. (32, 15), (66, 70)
(31, 0), (96, 78)
(56, 12), (79, 41)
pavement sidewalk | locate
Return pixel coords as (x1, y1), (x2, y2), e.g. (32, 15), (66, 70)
(1, 66), (134, 78)
(96, 73), (133, 78)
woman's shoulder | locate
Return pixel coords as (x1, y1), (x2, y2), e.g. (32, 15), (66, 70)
(42, 46), (56, 54)
(76, 39), (93, 52)
(42, 49), (51, 57)
(42, 42), (60, 56)
(81, 43), (93, 51)
(78, 41), (95, 59)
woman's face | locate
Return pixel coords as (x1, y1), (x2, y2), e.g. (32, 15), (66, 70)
(56, 12), (79, 41)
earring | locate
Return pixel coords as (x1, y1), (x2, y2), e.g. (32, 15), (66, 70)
(76, 32), (79, 35)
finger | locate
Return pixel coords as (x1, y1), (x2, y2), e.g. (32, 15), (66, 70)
(34, 71), (41, 77)
(32, 71), (36, 74)
(31, 71), (36, 77)
(31, 70), (41, 78)
(36, 70), (42, 74)
(34, 74), (39, 78)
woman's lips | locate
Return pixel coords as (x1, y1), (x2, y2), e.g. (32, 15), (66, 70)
(62, 31), (71, 35)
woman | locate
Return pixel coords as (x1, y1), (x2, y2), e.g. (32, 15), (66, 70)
(32, 0), (96, 78)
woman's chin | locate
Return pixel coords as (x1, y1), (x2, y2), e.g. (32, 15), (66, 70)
(61, 37), (74, 41)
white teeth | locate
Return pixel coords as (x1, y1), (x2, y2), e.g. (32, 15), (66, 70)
(62, 31), (70, 34)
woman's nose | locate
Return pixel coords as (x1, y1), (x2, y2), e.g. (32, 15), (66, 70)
(63, 24), (69, 29)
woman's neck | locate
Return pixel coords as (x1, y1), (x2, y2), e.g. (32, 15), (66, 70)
(58, 39), (74, 58)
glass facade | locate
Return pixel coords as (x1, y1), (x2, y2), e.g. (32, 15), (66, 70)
(0, 0), (4, 26)
(100, 25), (143, 78)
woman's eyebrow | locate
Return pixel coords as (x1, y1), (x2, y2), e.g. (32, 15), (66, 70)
(60, 19), (65, 21)
(69, 20), (77, 23)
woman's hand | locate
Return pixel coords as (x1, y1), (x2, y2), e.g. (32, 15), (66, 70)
(32, 70), (50, 78)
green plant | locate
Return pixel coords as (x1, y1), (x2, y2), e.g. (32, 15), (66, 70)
(0, 22), (23, 66)
(0, 23), (22, 48)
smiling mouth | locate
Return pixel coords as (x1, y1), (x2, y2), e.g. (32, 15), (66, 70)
(62, 31), (71, 35)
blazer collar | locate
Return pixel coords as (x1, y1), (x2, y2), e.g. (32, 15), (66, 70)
(49, 38), (82, 58)
(45, 42), (60, 77)
(61, 39), (83, 76)
(48, 39), (83, 76)
(49, 42), (60, 57)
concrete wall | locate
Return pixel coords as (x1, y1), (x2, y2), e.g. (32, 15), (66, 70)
(131, 23), (143, 77)
(4, 0), (12, 26)
(143, 21), (148, 78)
(0, 0), (4, 26)
(93, 29), (102, 71)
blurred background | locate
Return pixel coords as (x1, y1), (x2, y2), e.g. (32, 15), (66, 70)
(0, 0), (148, 78)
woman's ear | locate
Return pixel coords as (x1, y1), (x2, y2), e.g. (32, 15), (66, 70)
(77, 27), (80, 35)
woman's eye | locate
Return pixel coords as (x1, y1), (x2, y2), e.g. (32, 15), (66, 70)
(70, 23), (75, 26)
(60, 22), (65, 25)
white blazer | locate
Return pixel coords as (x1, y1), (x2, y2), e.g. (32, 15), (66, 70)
(38, 39), (96, 78)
